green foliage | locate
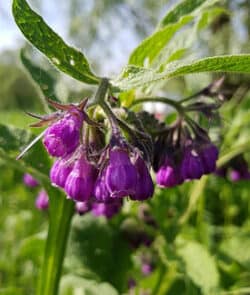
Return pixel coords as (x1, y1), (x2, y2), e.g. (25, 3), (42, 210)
(20, 49), (60, 103)
(12, 0), (100, 85)
(176, 238), (220, 294)
(114, 55), (250, 90)
(67, 214), (132, 293)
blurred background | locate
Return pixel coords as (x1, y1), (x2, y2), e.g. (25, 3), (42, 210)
(1, 0), (250, 294)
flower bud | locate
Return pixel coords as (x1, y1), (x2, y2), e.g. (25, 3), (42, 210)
(156, 159), (183, 187)
(75, 201), (91, 215)
(141, 263), (153, 276)
(130, 157), (154, 201)
(105, 148), (137, 198)
(91, 199), (122, 218)
(35, 190), (49, 210)
(94, 169), (112, 202)
(181, 149), (204, 180)
(64, 156), (97, 202)
(43, 109), (83, 157)
(23, 173), (39, 187)
(200, 144), (219, 174)
(50, 156), (73, 188)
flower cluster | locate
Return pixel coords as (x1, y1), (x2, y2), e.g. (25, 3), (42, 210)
(154, 120), (219, 188)
(37, 101), (154, 219)
(24, 81), (222, 218)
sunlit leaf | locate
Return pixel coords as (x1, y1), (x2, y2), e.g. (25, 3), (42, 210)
(13, 0), (100, 85)
(114, 55), (250, 91)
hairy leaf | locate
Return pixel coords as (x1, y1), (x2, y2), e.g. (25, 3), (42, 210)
(21, 49), (59, 102)
(177, 239), (220, 294)
(159, 0), (218, 27)
(128, 15), (193, 67)
(114, 55), (250, 91)
(13, 0), (100, 85)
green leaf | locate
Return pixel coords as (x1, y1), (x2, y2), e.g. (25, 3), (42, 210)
(176, 239), (220, 294)
(0, 123), (51, 174)
(12, 0), (100, 85)
(21, 49), (60, 102)
(159, 0), (218, 28)
(114, 55), (250, 91)
(220, 231), (250, 270)
(60, 275), (118, 295)
(128, 15), (193, 67)
(67, 214), (132, 293)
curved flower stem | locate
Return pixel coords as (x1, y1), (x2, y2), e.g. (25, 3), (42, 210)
(130, 97), (184, 114)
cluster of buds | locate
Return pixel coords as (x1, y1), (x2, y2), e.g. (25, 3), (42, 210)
(30, 99), (154, 219)
(23, 173), (49, 210)
(153, 119), (219, 188)
(21, 78), (223, 218)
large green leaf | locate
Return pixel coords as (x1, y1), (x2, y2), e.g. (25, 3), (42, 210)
(128, 15), (193, 67)
(176, 239), (220, 294)
(114, 55), (250, 91)
(12, 0), (100, 85)
(67, 214), (132, 293)
(159, 0), (217, 28)
(21, 49), (60, 103)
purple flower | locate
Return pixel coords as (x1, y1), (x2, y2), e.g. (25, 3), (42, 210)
(94, 169), (112, 202)
(75, 201), (91, 215)
(43, 109), (83, 157)
(35, 190), (49, 210)
(156, 159), (183, 187)
(200, 144), (219, 174)
(229, 169), (250, 182)
(181, 148), (204, 180)
(141, 263), (153, 276)
(91, 199), (122, 218)
(128, 278), (136, 289)
(64, 156), (97, 202)
(130, 157), (154, 201)
(50, 156), (73, 188)
(23, 173), (39, 187)
(105, 148), (137, 198)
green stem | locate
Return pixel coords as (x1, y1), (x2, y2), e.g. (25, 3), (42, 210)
(37, 193), (75, 295)
(130, 97), (184, 114)
(88, 77), (110, 107)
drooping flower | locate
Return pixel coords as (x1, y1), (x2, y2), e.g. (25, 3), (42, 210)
(43, 108), (83, 157)
(35, 190), (49, 210)
(94, 169), (112, 202)
(75, 201), (91, 215)
(130, 156), (154, 201)
(64, 155), (97, 202)
(23, 173), (39, 187)
(91, 199), (122, 218)
(200, 144), (219, 174)
(156, 158), (183, 188)
(181, 148), (204, 180)
(50, 156), (74, 188)
(105, 148), (137, 198)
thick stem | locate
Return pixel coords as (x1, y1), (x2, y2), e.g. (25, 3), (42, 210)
(36, 194), (75, 295)
(88, 77), (110, 107)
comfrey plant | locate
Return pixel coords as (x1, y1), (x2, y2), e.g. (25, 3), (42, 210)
(8, 0), (250, 294)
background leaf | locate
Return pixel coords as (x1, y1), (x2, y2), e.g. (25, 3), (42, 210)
(177, 239), (220, 294)
(12, 0), (100, 85)
(21, 49), (60, 103)
(114, 55), (250, 90)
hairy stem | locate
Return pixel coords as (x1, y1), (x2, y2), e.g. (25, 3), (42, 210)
(37, 193), (75, 295)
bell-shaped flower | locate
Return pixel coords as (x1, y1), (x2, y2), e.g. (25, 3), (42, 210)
(64, 156), (97, 202)
(105, 148), (137, 198)
(43, 109), (83, 157)
(130, 157), (154, 201)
